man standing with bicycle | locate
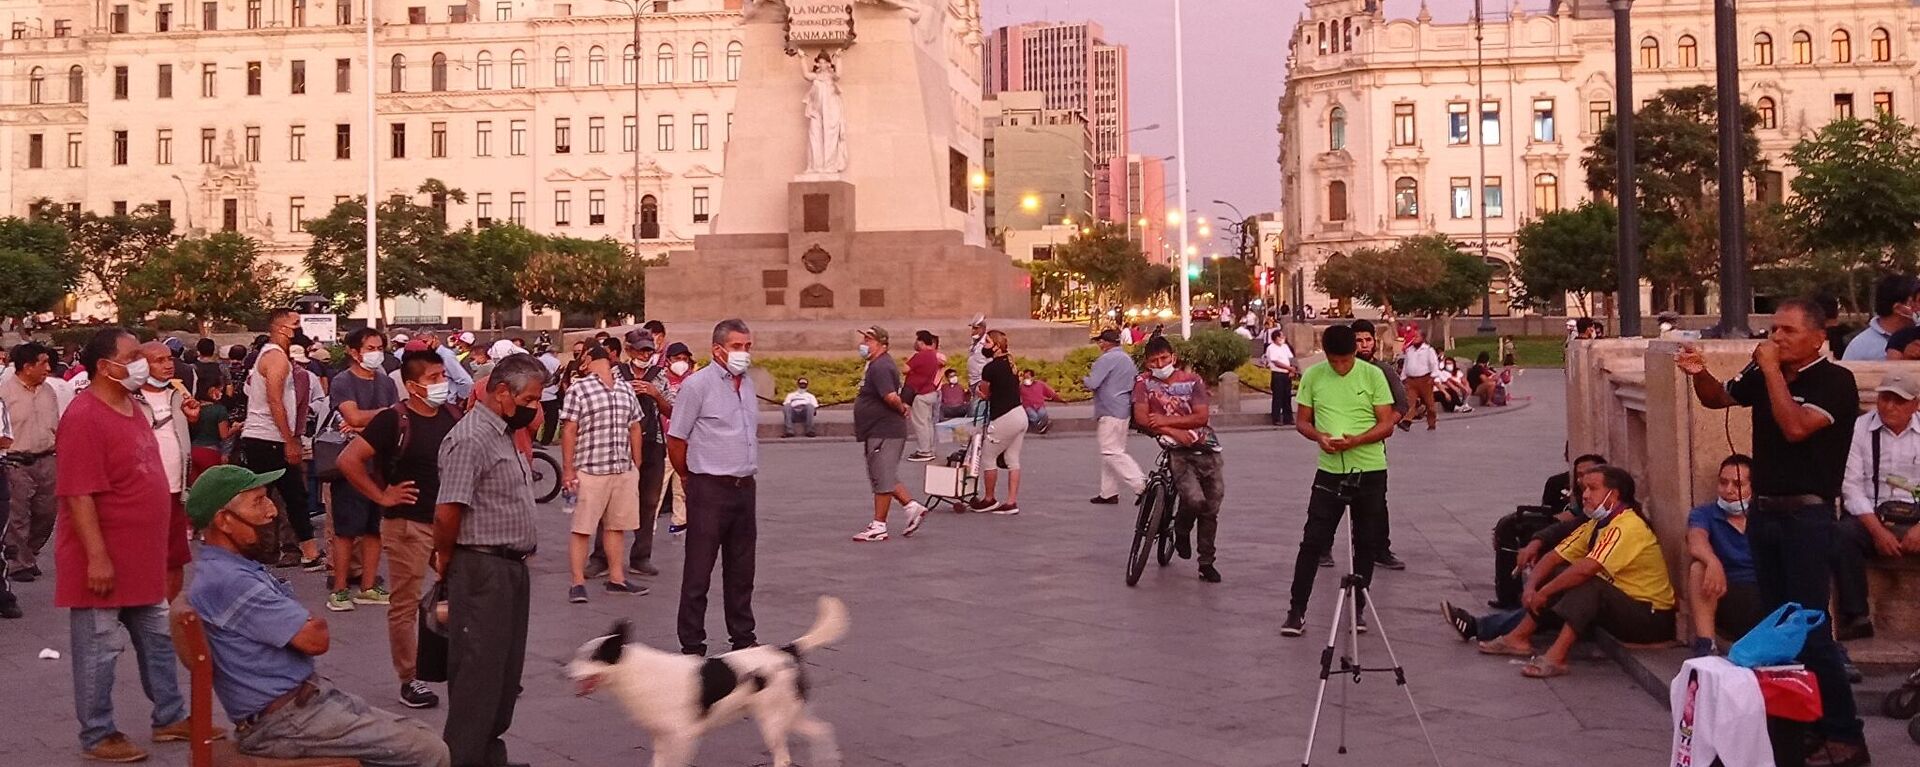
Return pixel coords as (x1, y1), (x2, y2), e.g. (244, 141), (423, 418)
(1134, 336), (1225, 583)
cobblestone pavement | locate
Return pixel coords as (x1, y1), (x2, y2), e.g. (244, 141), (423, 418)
(0, 369), (1880, 766)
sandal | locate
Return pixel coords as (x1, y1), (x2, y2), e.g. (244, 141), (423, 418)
(1476, 639), (1531, 657)
(1520, 657), (1569, 679)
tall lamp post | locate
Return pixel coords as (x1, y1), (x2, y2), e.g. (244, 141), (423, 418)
(363, 0), (378, 326)
(1713, 0), (1749, 336)
(1173, 0), (1193, 338)
(1611, 0), (1642, 337)
(1474, 0), (1496, 334)
(609, 0), (647, 258)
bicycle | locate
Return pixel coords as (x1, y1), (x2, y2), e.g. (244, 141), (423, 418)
(529, 448), (562, 504)
(1125, 447), (1180, 586)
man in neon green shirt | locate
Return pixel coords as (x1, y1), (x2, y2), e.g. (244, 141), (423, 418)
(1282, 324), (1400, 638)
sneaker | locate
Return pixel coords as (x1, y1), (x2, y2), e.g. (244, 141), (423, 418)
(604, 580), (649, 596)
(968, 498), (999, 512)
(1457, 404), (1475, 413)
(851, 521), (890, 542)
(1318, 552), (1334, 568)
(1846, 663), (1864, 684)
(989, 502), (1021, 515)
(1280, 611), (1307, 638)
(901, 502), (931, 537)
(300, 556), (329, 573)
(583, 558), (610, 579)
(1175, 529), (1192, 560)
(1198, 565), (1221, 583)
(907, 451), (937, 463)
(1441, 600), (1476, 642)
(1089, 495), (1119, 505)
(152, 718), (224, 743)
(399, 680), (440, 709)
(1690, 637), (1716, 658)
(326, 590), (356, 612)
(668, 524), (687, 539)
(1834, 616), (1875, 642)
(6, 568), (35, 583)
(1355, 610), (1369, 634)
(81, 733), (148, 763)
(630, 561), (661, 577)
(353, 585), (391, 605)
(568, 584), (589, 604)
(1375, 551), (1407, 570)
(1396, 421), (1412, 432)
(0, 596), (20, 620)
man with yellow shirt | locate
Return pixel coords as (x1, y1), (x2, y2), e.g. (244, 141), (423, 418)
(1475, 465), (1675, 678)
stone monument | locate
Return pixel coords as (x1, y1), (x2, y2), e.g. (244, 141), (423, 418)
(644, 0), (1030, 325)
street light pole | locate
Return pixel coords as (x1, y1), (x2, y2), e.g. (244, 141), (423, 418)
(1611, 0), (1642, 337)
(1713, 0), (1748, 336)
(609, 0), (644, 257)
(1475, 0), (1496, 334)
(1173, 0), (1193, 338)
(363, 0), (379, 327)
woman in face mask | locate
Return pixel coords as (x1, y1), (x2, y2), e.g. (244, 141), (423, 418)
(1683, 454), (1765, 657)
(968, 330), (1026, 515)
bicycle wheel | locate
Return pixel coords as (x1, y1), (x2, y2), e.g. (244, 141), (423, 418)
(530, 450), (562, 504)
(1125, 478), (1166, 586)
(1155, 489), (1178, 566)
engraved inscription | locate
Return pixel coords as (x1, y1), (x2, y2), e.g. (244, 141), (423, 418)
(803, 193), (831, 232)
(859, 288), (885, 307)
(762, 269), (789, 289)
(799, 283), (835, 308)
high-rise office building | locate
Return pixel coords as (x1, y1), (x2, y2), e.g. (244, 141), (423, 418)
(1107, 154), (1166, 264)
(984, 20), (1128, 219)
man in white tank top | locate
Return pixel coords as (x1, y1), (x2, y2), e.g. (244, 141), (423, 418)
(238, 309), (321, 567)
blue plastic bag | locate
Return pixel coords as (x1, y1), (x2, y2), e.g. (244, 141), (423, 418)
(1728, 602), (1827, 669)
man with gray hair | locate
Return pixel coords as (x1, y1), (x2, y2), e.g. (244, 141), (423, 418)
(667, 319), (760, 656)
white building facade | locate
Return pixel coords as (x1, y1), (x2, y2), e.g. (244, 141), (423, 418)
(1279, 0), (1917, 317)
(1, 0), (746, 326)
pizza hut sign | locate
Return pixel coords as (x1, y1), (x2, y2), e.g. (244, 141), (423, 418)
(786, 1), (856, 49)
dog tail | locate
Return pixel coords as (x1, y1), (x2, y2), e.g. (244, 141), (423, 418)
(793, 596), (848, 653)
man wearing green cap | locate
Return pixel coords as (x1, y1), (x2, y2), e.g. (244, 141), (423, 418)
(184, 464), (450, 767)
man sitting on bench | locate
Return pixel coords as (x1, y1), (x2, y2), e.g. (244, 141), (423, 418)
(185, 465), (450, 767)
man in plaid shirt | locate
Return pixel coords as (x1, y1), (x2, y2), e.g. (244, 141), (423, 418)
(560, 344), (649, 603)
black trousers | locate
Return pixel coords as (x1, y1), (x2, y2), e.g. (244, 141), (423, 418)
(239, 438), (313, 542)
(1750, 503), (1863, 744)
(589, 439), (667, 570)
(678, 473), (757, 654)
(444, 549), (530, 767)
(1546, 578), (1674, 644)
(1269, 372), (1293, 425)
(1290, 469), (1388, 614)
(1830, 513), (1906, 622)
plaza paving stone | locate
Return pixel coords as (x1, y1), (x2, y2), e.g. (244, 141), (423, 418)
(0, 369), (1912, 765)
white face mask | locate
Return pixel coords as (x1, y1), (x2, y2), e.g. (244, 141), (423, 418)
(146, 375), (169, 389)
(417, 381), (450, 407)
(115, 358), (151, 392)
(1583, 491), (1616, 520)
(723, 351), (751, 376)
(1150, 365), (1175, 381)
(360, 350), (385, 370)
(1717, 497), (1749, 516)
(669, 360), (691, 376)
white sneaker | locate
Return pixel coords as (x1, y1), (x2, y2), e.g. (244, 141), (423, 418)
(901, 502), (931, 537)
(851, 521), (890, 542)
(1458, 404), (1475, 413)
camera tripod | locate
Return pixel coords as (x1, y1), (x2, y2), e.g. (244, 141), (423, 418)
(1299, 505), (1443, 767)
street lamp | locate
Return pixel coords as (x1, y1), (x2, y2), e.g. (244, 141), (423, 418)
(363, 0), (377, 326)
(1713, 0), (1749, 336)
(1475, 0), (1496, 335)
(1611, 0), (1642, 336)
(1172, 0), (1193, 338)
(607, 0), (650, 260)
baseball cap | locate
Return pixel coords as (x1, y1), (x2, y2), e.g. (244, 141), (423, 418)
(1877, 370), (1920, 400)
(624, 328), (654, 351)
(392, 333), (411, 344)
(487, 339), (522, 359)
(187, 465), (286, 529)
(403, 339), (431, 353)
(858, 325), (889, 345)
(310, 347), (332, 362)
(969, 314), (987, 327)
(1091, 328), (1121, 345)
(290, 345), (309, 363)
(665, 342), (691, 358)
(455, 331), (476, 345)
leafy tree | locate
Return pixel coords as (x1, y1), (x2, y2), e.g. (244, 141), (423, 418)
(1196, 256), (1255, 307)
(1056, 223), (1147, 304)
(1314, 247), (1438, 314)
(0, 248), (70, 320)
(116, 232), (289, 332)
(33, 203), (178, 298)
(1119, 262), (1174, 304)
(1513, 201), (1618, 314)
(518, 236), (645, 324)
(1021, 260), (1075, 316)
(304, 180), (468, 317)
(0, 214), (78, 290)
(437, 223), (538, 325)
(1777, 113), (1920, 308)
(1390, 237), (1494, 317)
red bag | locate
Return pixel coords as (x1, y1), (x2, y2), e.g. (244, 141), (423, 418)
(1755, 665), (1823, 723)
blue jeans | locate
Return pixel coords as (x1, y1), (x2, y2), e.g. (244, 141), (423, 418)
(1025, 406), (1051, 432)
(237, 687), (450, 767)
(70, 605), (185, 749)
(783, 405), (815, 436)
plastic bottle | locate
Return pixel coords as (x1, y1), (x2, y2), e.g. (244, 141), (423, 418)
(561, 488), (577, 514)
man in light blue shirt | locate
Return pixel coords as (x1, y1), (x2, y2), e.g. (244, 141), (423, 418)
(667, 319), (760, 656)
(1083, 329), (1144, 504)
(1842, 275), (1917, 361)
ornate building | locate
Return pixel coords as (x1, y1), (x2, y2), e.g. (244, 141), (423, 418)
(1279, 0), (1917, 316)
(0, 0), (746, 325)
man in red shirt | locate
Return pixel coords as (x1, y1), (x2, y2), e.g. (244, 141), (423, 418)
(58, 328), (219, 762)
(904, 330), (944, 462)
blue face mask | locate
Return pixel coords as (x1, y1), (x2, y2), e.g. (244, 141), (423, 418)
(1717, 497), (1749, 516)
(857, 343), (872, 360)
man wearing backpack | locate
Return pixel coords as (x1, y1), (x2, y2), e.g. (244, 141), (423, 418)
(336, 348), (459, 711)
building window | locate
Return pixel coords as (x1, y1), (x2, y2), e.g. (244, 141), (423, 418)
(336, 58), (351, 93)
(692, 187), (710, 223)
(390, 54), (407, 92)
(114, 66), (129, 100)
(336, 0), (350, 24)
(588, 46), (606, 85)
(112, 130), (129, 165)
(389, 123), (406, 158)
(624, 44), (638, 84)
(1450, 178), (1472, 219)
(157, 3), (172, 31)
(554, 191), (571, 226)
(726, 41), (742, 81)
(1447, 103), (1470, 145)
(1793, 31), (1813, 64)
(68, 66), (84, 103)
(1872, 28), (1892, 62)
(691, 114), (710, 150)
(28, 68), (42, 104)
(509, 192), (526, 225)
(554, 118), (572, 153)
(1323, 106), (1347, 151)
(201, 128), (216, 163)
(1532, 99), (1555, 142)
(553, 47), (572, 87)
(657, 115), (675, 151)
(1317, 21), (1329, 55)
(1481, 102), (1501, 145)
(588, 117), (605, 153)
(1327, 180), (1348, 221)
(623, 116), (637, 152)
(158, 64), (173, 98)
(1392, 103), (1415, 146)
(1833, 29), (1852, 63)
(1393, 177), (1419, 219)
(1678, 35), (1698, 68)
(291, 0), (306, 26)
(509, 120), (526, 155)
(200, 63), (216, 97)
(431, 53), (448, 91)
(289, 125), (305, 160)
(476, 51), (494, 89)
(588, 190), (606, 225)
(1754, 32), (1774, 65)
(335, 123), (351, 159)
(1875, 91), (1894, 116)
(691, 43), (709, 82)
(222, 199), (237, 231)
(244, 126), (260, 161)
(1639, 36), (1659, 69)
(1484, 177), (1504, 218)
(431, 121), (447, 157)
(113, 201), (128, 217)
(475, 193), (492, 225)
(289, 197), (306, 231)
(291, 60), (306, 94)
(407, 6), (427, 23)
(52, 18), (70, 37)
(640, 195), (660, 238)
(157, 129), (173, 164)
(1757, 97), (1778, 129)
(510, 50), (527, 88)
(246, 61), (261, 95)
(66, 133), (83, 168)
(475, 121), (492, 156)
(496, 0), (512, 21)
(157, 199), (172, 221)
(1588, 100), (1611, 133)
(1533, 173), (1560, 213)
(27, 134), (43, 169)
(1835, 92), (1855, 120)
(657, 44), (675, 83)
(111, 5), (129, 34)
(202, 1), (217, 30)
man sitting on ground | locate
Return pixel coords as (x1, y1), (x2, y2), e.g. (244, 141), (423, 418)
(1686, 454), (1766, 657)
(1833, 370), (1920, 641)
(184, 465), (449, 767)
(1020, 368), (1064, 434)
(781, 378), (818, 438)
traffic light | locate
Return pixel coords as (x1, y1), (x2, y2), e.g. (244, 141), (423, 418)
(1186, 265), (1202, 279)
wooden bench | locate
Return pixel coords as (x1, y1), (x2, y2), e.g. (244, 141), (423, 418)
(169, 604), (361, 767)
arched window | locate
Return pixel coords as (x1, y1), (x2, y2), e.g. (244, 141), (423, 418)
(1832, 29), (1852, 63)
(726, 41), (743, 81)
(588, 46), (606, 85)
(1754, 32), (1774, 65)
(1757, 96), (1778, 129)
(510, 50), (527, 88)
(1329, 21), (1341, 53)
(1328, 180), (1349, 222)
(1343, 18), (1353, 51)
(68, 65), (84, 103)
(1792, 31), (1813, 64)
(390, 54), (406, 93)
(1872, 28), (1892, 62)
(553, 47), (571, 87)
(656, 44), (675, 83)
(1328, 106), (1347, 150)
(624, 44), (638, 84)
(640, 195), (660, 239)
(430, 53), (448, 92)
(690, 42), (709, 82)
(1533, 173), (1560, 213)
(28, 67), (43, 104)
(1393, 177), (1419, 219)
(476, 51), (494, 89)
(1638, 36), (1660, 69)
(1677, 35), (1698, 67)
(1317, 22), (1328, 55)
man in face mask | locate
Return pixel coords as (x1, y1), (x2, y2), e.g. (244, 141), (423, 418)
(1133, 336), (1225, 582)
(666, 319), (760, 657)
(1684, 454), (1763, 657)
(238, 308), (321, 567)
(781, 378), (819, 438)
(655, 342), (697, 538)
(135, 341), (197, 600)
(1348, 320), (1410, 571)
(1842, 275), (1920, 361)
(324, 328), (397, 614)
